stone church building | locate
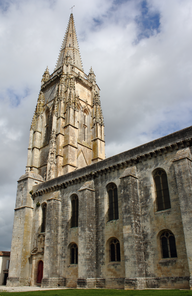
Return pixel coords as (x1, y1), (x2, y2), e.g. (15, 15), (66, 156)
(7, 14), (192, 289)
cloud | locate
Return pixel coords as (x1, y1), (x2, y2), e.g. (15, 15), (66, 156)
(0, 0), (192, 250)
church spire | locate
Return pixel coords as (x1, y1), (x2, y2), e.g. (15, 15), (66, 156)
(55, 13), (83, 71)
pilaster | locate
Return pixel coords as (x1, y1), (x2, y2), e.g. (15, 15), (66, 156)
(56, 99), (65, 176)
(42, 195), (61, 287)
(173, 148), (192, 288)
(31, 116), (42, 173)
(78, 180), (96, 288)
(63, 121), (78, 174)
(26, 129), (33, 172)
(119, 166), (145, 290)
(92, 122), (105, 163)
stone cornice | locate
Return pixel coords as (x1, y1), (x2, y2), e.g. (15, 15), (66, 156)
(41, 67), (62, 90)
(32, 127), (192, 198)
(91, 138), (105, 143)
(75, 73), (92, 90)
(64, 123), (78, 130)
(18, 171), (44, 183)
(173, 156), (192, 163)
(63, 143), (78, 149)
(15, 206), (34, 211)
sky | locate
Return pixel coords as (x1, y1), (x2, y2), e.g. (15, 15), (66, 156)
(0, 0), (192, 251)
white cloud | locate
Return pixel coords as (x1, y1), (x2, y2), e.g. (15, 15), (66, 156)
(0, 0), (192, 250)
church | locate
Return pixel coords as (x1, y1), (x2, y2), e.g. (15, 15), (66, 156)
(7, 13), (192, 290)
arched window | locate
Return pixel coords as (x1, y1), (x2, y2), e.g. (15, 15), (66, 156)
(110, 238), (121, 262)
(41, 203), (47, 233)
(107, 183), (118, 221)
(71, 195), (78, 228)
(154, 169), (171, 211)
(70, 243), (78, 264)
(160, 230), (177, 258)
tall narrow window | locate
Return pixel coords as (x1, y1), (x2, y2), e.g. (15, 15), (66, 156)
(160, 231), (177, 258)
(71, 195), (78, 228)
(70, 243), (78, 264)
(154, 169), (171, 211)
(110, 238), (121, 262)
(107, 183), (118, 221)
(41, 203), (47, 233)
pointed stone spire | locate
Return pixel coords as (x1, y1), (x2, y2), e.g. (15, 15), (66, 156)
(55, 13), (83, 71)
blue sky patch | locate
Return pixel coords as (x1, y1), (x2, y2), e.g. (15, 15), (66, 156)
(113, 0), (130, 5)
(135, 0), (160, 42)
(7, 88), (30, 108)
(93, 17), (103, 28)
(0, 0), (10, 12)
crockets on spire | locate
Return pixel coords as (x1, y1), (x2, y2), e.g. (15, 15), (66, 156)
(55, 13), (83, 71)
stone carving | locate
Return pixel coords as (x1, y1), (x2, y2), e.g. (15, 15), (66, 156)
(88, 67), (96, 83)
(46, 130), (56, 180)
(41, 67), (50, 85)
(31, 233), (45, 255)
(73, 95), (79, 111)
(93, 91), (101, 106)
(30, 92), (45, 131)
(36, 92), (45, 116)
(65, 75), (77, 111)
(65, 53), (72, 66)
(92, 92), (104, 126)
(54, 98), (59, 118)
(31, 114), (37, 131)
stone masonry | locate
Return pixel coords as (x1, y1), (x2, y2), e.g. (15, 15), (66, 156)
(7, 13), (192, 290)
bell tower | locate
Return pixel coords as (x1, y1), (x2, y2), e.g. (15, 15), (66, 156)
(26, 13), (105, 179)
(7, 13), (105, 288)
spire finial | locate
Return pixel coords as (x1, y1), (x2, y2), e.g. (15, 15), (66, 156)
(70, 5), (75, 13)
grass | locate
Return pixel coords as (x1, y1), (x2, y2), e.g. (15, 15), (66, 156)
(0, 290), (192, 296)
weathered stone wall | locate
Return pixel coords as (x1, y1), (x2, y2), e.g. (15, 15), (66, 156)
(30, 126), (192, 289)
(9, 126), (192, 289)
(7, 172), (44, 287)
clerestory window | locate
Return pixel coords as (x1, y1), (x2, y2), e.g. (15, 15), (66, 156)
(154, 169), (171, 211)
(41, 203), (47, 233)
(107, 183), (119, 221)
(71, 195), (78, 228)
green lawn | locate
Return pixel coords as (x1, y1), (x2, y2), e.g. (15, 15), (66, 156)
(0, 290), (192, 296)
